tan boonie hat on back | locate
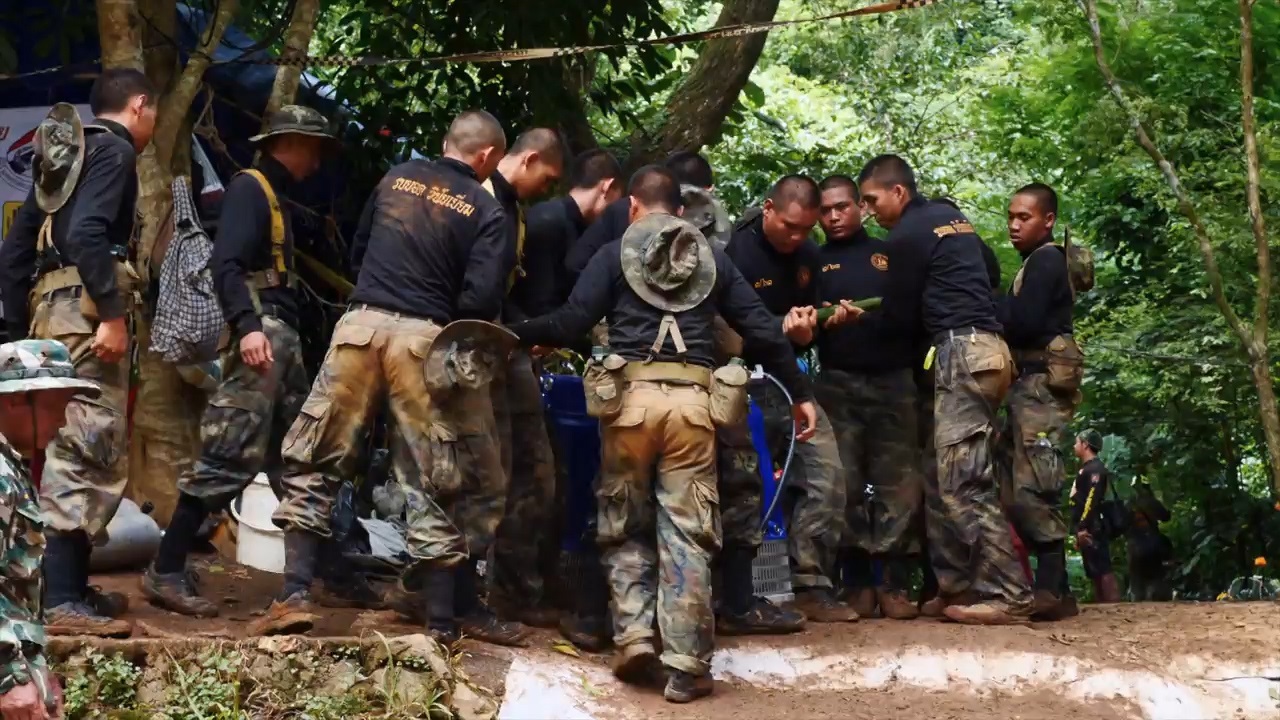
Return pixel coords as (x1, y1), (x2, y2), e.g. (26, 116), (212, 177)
(620, 212), (716, 313)
(249, 105), (337, 144)
(33, 103), (87, 214)
(423, 320), (519, 393)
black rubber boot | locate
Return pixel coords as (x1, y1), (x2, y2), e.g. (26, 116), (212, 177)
(716, 545), (805, 635)
(559, 547), (612, 651)
(314, 537), (385, 610)
(1031, 541), (1075, 620)
(455, 559), (530, 647)
(281, 530), (322, 599)
(422, 568), (458, 643)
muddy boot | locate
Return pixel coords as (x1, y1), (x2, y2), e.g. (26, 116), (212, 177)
(921, 591), (975, 619)
(559, 547), (612, 651)
(86, 585), (130, 619)
(612, 642), (660, 685)
(314, 574), (386, 610)
(141, 566), (219, 618)
(847, 587), (878, 618)
(1030, 543), (1073, 621)
(248, 531), (321, 636)
(717, 545), (805, 635)
(943, 601), (1031, 626)
(792, 586), (859, 623)
(664, 669), (713, 704)
(385, 577), (425, 624)
(490, 593), (560, 629)
(877, 558), (920, 620)
(422, 568), (459, 644)
(456, 560), (531, 647)
(46, 602), (134, 638)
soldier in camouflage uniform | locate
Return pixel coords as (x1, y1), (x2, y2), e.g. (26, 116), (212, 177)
(0, 339), (102, 717)
(138, 107), (382, 618)
(997, 184), (1084, 620)
(814, 176), (923, 620)
(850, 155), (1032, 625)
(511, 167), (817, 703)
(0, 70), (159, 638)
(261, 111), (528, 646)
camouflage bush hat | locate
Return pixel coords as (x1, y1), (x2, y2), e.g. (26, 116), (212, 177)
(422, 320), (519, 394)
(1078, 428), (1104, 452)
(620, 212), (716, 313)
(0, 339), (99, 398)
(680, 185), (731, 251)
(249, 105), (337, 145)
(33, 102), (87, 214)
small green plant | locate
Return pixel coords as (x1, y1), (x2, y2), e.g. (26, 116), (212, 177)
(155, 649), (244, 720)
(64, 649), (143, 719)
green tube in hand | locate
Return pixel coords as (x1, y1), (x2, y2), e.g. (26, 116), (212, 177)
(816, 296), (882, 322)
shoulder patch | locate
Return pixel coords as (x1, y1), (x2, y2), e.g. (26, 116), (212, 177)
(870, 253), (888, 271)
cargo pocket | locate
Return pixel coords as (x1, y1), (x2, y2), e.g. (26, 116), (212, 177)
(330, 322), (377, 352)
(201, 394), (265, 465)
(7, 500), (45, 582)
(688, 472), (723, 552)
(1025, 436), (1065, 496)
(708, 363), (750, 428)
(281, 394), (332, 465)
(583, 354), (627, 421)
(426, 423), (461, 496)
(1045, 335), (1084, 397)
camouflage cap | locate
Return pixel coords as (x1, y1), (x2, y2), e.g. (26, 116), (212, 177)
(680, 184), (731, 251)
(1077, 428), (1104, 452)
(0, 339), (99, 398)
(33, 103), (87, 214)
(422, 320), (519, 394)
(249, 105), (337, 145)
(620, 212), (716, 313)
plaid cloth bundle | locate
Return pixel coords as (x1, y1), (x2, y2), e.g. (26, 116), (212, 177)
(150, 176), (224, 364)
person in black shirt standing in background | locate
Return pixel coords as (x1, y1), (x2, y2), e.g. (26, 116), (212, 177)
(721, 175), (849, 628)
(1071, 429), (1122, 603)
(845, 154), (1032, 625)
(998, 183), (1085, 620)
(814, 175), (924, 621)
(0, 70), (157, 638)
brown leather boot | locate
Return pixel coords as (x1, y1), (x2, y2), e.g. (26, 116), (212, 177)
(847, 588), (878, 618)
(46, 602), (134, 638)
(247, 591), (319, 636)
(141, 567), (219, 618)
(459, 606), (532, 647)
(612, 642), (661, 685)
(491, 595), (560, 629)
(943, 601), (1032, 626)
(876, 589), (920, 620)
(792, 587), (859, 623)
(920, 591), (976, 618)
(665, 670), (714, 704)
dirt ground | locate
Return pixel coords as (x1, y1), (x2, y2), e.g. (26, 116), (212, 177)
(90, 557), (1280, 712)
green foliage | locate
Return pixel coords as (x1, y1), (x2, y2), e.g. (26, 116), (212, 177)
(64, 650), (144, 720)
(155, 651), (243, 720)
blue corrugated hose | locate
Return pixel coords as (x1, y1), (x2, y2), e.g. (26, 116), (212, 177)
(756, 368), (797, 534)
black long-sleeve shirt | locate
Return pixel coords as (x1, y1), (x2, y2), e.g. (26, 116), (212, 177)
(859, 196), (1002, 345)
(513, 229), (813, 402)
(348, 157), (510, 324)
(564, 195), (629, 285)
(486, 170), (525, 322)
(0, 119), (138, 339)
(723, 213), (822, 361)
(510, 196), (587, 318)
(212, 156), (299, 336)
(997, 238), (1073, 352)
(1070, 457), (1109, 534)
(815, 229), (914, 373)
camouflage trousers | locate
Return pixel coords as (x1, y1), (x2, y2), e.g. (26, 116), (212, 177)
(489, 351), (556, 605)
(930, 330), (1031, 611)
(599, 380), (720, 676)
(274, 306), (503, 570)
(30, 293), (130, 540)
(178, 316), (309, 510)
(816, 368), (923, 558)
(999, 373), (1077, 546)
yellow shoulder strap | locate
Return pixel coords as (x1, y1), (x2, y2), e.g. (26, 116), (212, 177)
(241, 169), (287, 274)
(480, 179), (526, 292)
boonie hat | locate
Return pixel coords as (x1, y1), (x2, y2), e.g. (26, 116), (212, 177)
(0, 339), (99, 398)
(249, 105), (337, 145)
(423, 320), (519, 393)
(620, 212), (716, 313)
(33, 103), (87, 214)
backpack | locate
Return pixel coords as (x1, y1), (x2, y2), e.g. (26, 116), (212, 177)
(1011, 227), (1095, 300)
(149, 176), (224, 364)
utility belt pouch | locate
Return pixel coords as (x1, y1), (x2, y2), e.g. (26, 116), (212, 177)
(1044, 334), (1084, 396)
(708, 361), (750, 428)
(79, 261), (141, 322)
(583, 353), (627, 421)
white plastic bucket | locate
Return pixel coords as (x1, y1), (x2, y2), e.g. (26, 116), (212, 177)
(231, 473), (285, 574)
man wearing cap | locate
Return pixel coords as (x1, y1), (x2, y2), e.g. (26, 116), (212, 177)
(257, 109), (523, 645)
(0, 339), (99, 719)
(846, 154), (1032, 625)
(998, 183), (1084, 620)
(0, 69), (158, 638)
(137, 106), (380, 619)
(1071, 430), (1121, 603)
(511, 165), (817, 703)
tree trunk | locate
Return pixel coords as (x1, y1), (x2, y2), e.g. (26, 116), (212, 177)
(261, 0), (322, 123)
(624, 0), (781, 169)
(96, 0), (143, 69)
(1080, 0), (1279, 493)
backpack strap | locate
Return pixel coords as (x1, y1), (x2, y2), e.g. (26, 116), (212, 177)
(239, 169), (289, 284)
(1011, 242), (1068, 298)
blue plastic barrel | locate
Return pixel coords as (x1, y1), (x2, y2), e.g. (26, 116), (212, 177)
(748, 398), (787, 540)
(543, 375), (602, 552)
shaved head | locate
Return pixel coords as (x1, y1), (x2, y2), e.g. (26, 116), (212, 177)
(444, 110), (507, 157)
(510, 128), (565, 167)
